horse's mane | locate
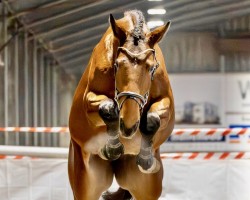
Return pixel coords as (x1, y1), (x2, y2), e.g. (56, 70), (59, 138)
(124, 10), (147, 45)
(103, 10), (148, 62)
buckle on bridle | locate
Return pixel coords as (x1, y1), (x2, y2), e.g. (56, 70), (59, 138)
(150, 62), (159, 81)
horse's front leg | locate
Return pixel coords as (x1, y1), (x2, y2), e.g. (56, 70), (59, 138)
(137, 97), (171, 173)
(98, 99), (124, 161)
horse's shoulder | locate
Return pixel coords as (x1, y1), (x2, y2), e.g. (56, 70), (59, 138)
(90, 33), (114, 72)
(87, 61), (114, 96)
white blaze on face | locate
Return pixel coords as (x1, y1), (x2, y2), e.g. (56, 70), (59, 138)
(133, 62), (138, 69)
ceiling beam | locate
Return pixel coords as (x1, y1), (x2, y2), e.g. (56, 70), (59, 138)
(172, 0), (250, 24)
(18, 0), (110, 28)
(41, 0), (250, 54)
(30, 0), (200, 41)
(58, 48), (92, 62)
(29, 0), (145, 40)
(34, 0), (68, 8)
(166, 0), (235, 18)
(50, 34), (100, 53)
(6, 0), (66, 6)
(38, 0), (245, 50)
(37, 0), (199, 46)
(62, 54), (90, 66)
(172, 1), (250, 31)
(49, 23), (107, 45)
(9, 0), (69, 19)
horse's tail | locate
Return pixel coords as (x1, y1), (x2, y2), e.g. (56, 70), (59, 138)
(102, 187), (133, 200)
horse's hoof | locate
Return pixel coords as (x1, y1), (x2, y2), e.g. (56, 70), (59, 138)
(137, 157), (161, 174)
(99, 143), (124, 161)
(98, 149), (108, 160)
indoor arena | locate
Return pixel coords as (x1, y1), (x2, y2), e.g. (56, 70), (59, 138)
(0, 1), (250, 200)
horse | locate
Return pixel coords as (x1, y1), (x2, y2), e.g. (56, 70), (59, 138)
(68, 10), (175, 200)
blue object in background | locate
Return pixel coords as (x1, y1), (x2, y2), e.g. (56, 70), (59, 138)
(229, 125), (250, 128)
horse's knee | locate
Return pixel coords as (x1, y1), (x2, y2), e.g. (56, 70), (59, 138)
(99, 99), (119, 124)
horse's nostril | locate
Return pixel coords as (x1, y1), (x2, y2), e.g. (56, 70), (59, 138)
(120, 119), (139, 137)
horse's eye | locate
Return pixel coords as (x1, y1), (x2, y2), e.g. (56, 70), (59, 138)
(149, 67), (152, 73)
(115, 61), (119, 68)
(148, 65), (154, 72)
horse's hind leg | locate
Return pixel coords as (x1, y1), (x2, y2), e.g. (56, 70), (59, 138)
(114, 153), (163, 200)
(68, 139), (113, 200)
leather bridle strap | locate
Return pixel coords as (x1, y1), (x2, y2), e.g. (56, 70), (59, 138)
(117, 47), (156, 58)
(114, 90), (149, 112)
(114, 46), (159, 113)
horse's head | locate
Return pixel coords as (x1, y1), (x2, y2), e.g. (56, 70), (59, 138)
(109, 12), (170, 138)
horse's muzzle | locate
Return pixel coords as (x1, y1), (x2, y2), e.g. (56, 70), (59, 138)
(120, 119), (139, 138)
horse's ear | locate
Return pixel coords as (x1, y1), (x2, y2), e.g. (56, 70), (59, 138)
(148, 21), (171, 46)
(109, 14), (126, 44)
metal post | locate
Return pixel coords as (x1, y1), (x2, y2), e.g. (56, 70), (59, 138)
(14, 23), (19, 145)
(52, 64), (58, 147)
(33, 39), (38, 146)
(40, 50), (45, 146)
(220, 55), (226, 127)
(46, 59), (52, 146)
(3, 4), (9, 145)
(0, 9), (3, 145)
(24, 31), (29, 146)
(220, 55), (226, 73)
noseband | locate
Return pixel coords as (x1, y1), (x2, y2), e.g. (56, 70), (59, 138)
(114, 47), (159, 113)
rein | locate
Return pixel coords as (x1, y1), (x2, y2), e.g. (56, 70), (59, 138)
(114, 47), (159, 113)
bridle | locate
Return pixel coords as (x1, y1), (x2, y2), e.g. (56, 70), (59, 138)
(113, 46), (159, 113)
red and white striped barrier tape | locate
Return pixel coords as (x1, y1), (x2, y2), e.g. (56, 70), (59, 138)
(0, 127), (69, 133)
(172, 128), (250, 136)
(0, 127), (250, 135)
(160, 152), (250, 160)
(0, 152), (249, 160)
(0, 155), (38, 160)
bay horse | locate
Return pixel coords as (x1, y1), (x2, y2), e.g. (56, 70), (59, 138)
(68, 10), (174, 200)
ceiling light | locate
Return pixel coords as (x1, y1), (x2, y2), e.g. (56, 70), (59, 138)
(147, 20), (164, 29)
(147, 9), (166, 15)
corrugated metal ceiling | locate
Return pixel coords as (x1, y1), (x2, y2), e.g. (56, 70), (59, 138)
(3, 0), (250, 74)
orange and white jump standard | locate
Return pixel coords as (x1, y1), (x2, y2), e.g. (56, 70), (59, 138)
(68, 10), (174, 200)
